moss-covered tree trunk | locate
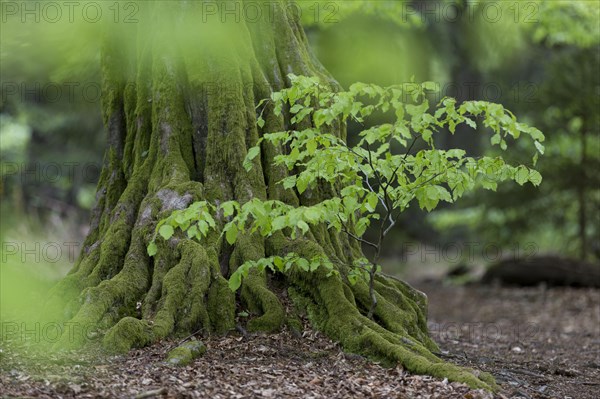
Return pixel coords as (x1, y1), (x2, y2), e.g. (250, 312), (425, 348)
(48, 1), (493, 390)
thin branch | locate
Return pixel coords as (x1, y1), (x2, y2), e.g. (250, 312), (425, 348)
(365, 143), (393, 213)
(337, 215), (379, 250)
(404, 135), (420, 160)
(383, 216), (397, 237)
(362, 170), (388, 211)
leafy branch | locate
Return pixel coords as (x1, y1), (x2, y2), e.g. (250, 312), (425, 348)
(147, 74), (544, 319)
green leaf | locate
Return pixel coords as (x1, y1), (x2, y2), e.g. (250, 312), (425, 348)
(421, 130), (432, 143)
(159, 225), (174, 240)
(290, 103), (303, 114)
(187, 224), (198, 239)
(147, 242), (157, 257)
(228, 271), (242, 291)
(271, 216), (287, 231)
(306, 139), (317, 155)
(529, 170), (542, 186)
(221, 201), (236, 217)
(257, 116), (265, 128)
(273, 257), (284, 271)
(198, 220), (209, 236)
(423, 81), (438, 92)
(534, 141), (545, 155)
(491, 134), (501, 145)
(481, 179), (498, 191)
(406, 101), (428, 117)
(313, 110), (328, 127)
(296, 258), (310, 271)
(175, 213), (187, 225)
(365, 192), (378, 212)
(247, 146), (260, 161)
(303, 208), (320, 223)
(528, 127), (544, 141)
(515, 166), (529, 186)
(464, 117), (477, 129)
(296, 174), (310, 194)
(297, 220), (310, 234)
(244, 146), (261, 171)
(282, 176), (297, 190)
(226, 224), (238, 245)
(355, 218), (369, 236)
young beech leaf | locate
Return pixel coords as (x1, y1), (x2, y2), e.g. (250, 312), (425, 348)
(297, 220), (310, 234)
(296, 258), (310, 271)
(303, 208), (320, 223)
(228, 271), (242, 291)
(221, 201), (236, 217)
(159, 224), (174, 240)
(515, 166), (529, 186)
(225, 224), (238, 245)
(244, 146), (261, 171)
(273, 256), (284, 271)
(534, 141), (545, 154)
(365, 192), (378, 212)
(290, 103), (303, 114)
(158, 77), (547, 302)
(187, 224), (198, 239)
(529, 170), (543, 186)
(175, 213), (187, 225)
(198, 220), (209, 236)
(147, 242), (157, 257)
(306, 139), (318, 155)
(296, 174), (310, 194)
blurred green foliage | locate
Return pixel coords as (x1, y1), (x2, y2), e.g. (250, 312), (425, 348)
(1, 5), (103, 219)
(430, 0), (600, 261)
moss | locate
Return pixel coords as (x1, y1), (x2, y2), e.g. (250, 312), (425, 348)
(270, 236), (495, 390)
(230, 234), (285, 333)
(207, 276), (236, 334)
(285, 315), (303, 335)
(241, 270), (285, 333)
(175, 242), (212, 334)
(342, 282), (357, 307)
(166, 339), (207, 366)
(102, 317), (152, 354)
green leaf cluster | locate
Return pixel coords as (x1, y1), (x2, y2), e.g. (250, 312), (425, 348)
(147, 74), (544, 299)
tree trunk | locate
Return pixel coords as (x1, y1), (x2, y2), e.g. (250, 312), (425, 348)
(47, 1), (493, 390)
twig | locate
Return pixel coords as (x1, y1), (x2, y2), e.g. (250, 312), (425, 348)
(337, 215), (378, 249)
(167, 328), (203, 352)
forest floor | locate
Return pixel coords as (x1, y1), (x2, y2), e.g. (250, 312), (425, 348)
(1, 281), (598, 399)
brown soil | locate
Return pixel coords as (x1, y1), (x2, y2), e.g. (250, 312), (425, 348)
(417, 282), (600, 399)
(1, 283), (598, 399)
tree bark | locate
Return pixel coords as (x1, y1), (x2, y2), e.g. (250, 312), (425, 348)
(46, 1), (494, 390)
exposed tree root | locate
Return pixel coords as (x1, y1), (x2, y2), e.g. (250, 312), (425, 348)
(270, 237), (497, 391)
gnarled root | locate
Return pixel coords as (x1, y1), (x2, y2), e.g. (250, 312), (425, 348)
(269, 237), (498, 391)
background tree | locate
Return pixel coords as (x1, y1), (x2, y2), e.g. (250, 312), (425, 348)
(432, 0), (600, 262)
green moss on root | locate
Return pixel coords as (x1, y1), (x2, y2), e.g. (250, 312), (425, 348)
(166, 340), (207, 366)
(207, 276), (236, 334)
(102, 317), (152, 354)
